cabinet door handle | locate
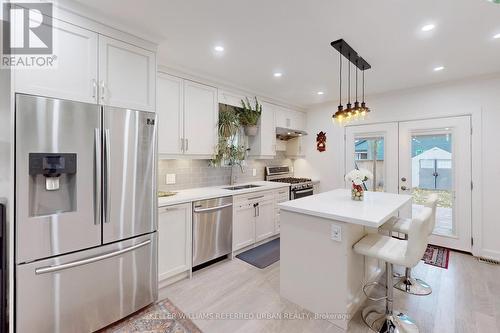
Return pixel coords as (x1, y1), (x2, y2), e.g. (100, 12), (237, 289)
(100, 80), (106, 102)
(248, 195), (264, 201)
(180, 138), (184, 152)
(92, 79), (97, 100)
(185, 138), (189, 152)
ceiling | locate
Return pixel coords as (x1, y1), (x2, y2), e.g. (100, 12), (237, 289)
(71, 0), (500, 108)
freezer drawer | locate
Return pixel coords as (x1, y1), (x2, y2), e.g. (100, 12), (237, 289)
(16, 233), (157, 333)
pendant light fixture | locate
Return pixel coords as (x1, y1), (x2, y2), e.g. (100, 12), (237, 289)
(360, 64), (370, 115)
(330, 39), (372, 124)
(345, 54), (353, 119)
(352, 60), (362, 116)
(332, 46), (344, 122)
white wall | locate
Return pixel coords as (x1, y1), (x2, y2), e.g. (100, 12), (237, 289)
(296, 74), (500, 260)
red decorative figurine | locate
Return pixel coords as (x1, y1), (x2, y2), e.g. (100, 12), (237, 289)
(316, 131), (326, 152)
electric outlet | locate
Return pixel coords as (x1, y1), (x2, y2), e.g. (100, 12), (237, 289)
(252, 168), (257, 176)
(166, 174), (176, 185)
(330, 224), (342, 242)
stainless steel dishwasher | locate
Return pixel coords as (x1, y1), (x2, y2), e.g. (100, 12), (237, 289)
(192, 196), (233, 267)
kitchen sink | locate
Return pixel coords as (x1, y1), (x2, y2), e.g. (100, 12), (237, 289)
(223, 184), (262, 190)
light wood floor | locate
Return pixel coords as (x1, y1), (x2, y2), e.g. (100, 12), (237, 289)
(160, 251), (500, 333)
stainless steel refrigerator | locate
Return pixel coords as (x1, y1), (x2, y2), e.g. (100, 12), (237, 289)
(14, 94), (158, 333)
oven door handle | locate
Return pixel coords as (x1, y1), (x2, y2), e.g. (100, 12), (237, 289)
(294, 188), (313, 194)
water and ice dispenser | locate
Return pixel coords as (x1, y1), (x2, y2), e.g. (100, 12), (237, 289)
(28, 153), (77, 216)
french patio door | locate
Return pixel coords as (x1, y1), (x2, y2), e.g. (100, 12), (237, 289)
(345, 116), (472, 252)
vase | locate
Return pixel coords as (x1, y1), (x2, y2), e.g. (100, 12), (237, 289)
(351, 184), (364, 201)
(244, 125), (258, 136)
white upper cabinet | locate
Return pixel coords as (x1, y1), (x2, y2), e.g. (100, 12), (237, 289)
(157, 74), (218, 158)
(14, 18), (98, 104)
(183, 80), (218, 156)
(275, 106), (306, 131)
(248, 102), (276, 158)
(98, 35), (156, 111)
(218, 90), (245, 108)
(157, 73), (184, 155)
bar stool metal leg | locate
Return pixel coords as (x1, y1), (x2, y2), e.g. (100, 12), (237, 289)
(361, 262), (419, 333)
(393, 235), (432, 296)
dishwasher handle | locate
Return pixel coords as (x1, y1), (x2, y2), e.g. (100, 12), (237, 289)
(193, 203), (233, 213)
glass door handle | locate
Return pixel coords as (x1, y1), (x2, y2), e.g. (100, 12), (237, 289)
(401, 186), (408, 191)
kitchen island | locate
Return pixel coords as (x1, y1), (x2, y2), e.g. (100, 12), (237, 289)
(278, 189), (411, 330)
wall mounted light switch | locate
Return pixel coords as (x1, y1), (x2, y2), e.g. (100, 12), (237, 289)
(166, 174), (176, 184)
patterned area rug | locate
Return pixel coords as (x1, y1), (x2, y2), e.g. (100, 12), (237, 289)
(423, 244), (450, 269)
(100, 299), (202, 333)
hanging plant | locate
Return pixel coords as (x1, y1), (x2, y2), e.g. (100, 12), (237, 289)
(210, 104), (246, 168)
(218, 104), (240, 139)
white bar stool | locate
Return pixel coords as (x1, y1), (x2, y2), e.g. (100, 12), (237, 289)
(354, 207), (432, 333)
(379, 194), (438, 296)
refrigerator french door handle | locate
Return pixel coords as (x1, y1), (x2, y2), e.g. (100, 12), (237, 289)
(104, 129), (111, 224)
(94, 129), (101, 225)
(34, 240), (151, 275)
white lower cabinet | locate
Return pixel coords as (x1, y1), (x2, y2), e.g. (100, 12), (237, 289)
(158, 203), (192, 284)
(233, 202), (257, 250)
(255, 199), (275, 242)
(233, 189), (286, 252)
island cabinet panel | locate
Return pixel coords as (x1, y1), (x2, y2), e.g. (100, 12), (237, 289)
(275, 188), (290, 233)
(233, 202), (256, 251)
(255, 199), (275, 242)
(158, 203), (192, 283)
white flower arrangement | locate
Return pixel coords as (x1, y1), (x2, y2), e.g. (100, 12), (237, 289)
(345, 168), (373, 186)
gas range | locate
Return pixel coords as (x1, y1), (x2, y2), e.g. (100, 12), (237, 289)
(265, 166), (314, 199)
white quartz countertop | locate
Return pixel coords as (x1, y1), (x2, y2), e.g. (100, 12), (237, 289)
(158, 181), (290, 207)
(279, 189), (412, 228)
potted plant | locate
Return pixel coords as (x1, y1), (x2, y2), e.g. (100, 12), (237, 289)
(238, 97), (262, 136)
(345, 169), (373, 201)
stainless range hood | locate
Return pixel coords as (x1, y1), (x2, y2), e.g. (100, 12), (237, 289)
(276, 127), (308, 141)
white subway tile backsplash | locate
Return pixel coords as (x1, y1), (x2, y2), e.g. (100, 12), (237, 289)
(158, 153), (292, 191)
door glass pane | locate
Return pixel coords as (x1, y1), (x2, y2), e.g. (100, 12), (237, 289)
(354, 137), (384, 192)
(411, 133), (453, 236)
